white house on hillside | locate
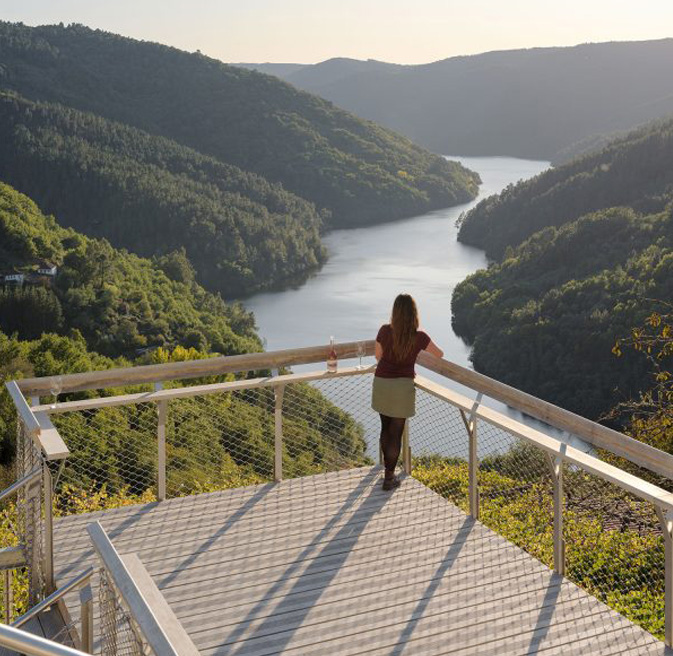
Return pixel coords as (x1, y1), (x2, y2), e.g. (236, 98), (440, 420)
(36, 261), (58, 276)
(2, 273), (25, 285)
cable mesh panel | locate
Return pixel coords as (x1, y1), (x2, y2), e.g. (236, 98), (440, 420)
(15, 417), (45, 606)
(166, 389), (274, 496)
(46, 618), (80, 650)
(410, 386), (665, 641)
(283, 375), (374, 477)
(411, 389), (470, 511)
(50, 404), (158, 514)
(562, 465), (664, 639)
(49, 374), (375, 509)
(99, 568), (145, 656)
(477, 419), (555, 569)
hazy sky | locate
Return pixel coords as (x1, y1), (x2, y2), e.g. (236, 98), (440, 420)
(1, 1), (672, 64)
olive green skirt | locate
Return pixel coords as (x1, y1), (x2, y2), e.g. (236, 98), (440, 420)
(371, 376), (416, 418)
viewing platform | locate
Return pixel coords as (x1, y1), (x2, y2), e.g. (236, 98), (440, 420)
(53, 467), (667, 655)
(3, 342), (673, 655)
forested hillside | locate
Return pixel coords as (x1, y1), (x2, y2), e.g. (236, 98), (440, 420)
(0, 21), (479, 228)
(0, 183), (368, 502)
(453, 208), (673, 416)
(0, 178), (253, 465)
(458, 116), (673, 258)
(0, 21), (394, 513)
(0, 181), (260, 356)
(243, 40), (673, 161)
(0, 92), (325, 296)
(452, 116), (673, 418)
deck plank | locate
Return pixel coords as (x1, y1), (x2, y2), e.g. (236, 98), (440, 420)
(53, 465), (670, 655)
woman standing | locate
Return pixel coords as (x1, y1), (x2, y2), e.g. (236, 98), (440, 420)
(372, 294), (443, 490)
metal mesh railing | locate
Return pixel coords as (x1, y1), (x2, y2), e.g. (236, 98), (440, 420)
(284, 376), (375, 476)
(167, 389), (274, 495)
(49, 373), (376, 516)
(30, 367), (671, 644)
(15, 417), (45, 606)
(50, 403), (158, 513)
(411, 385), (666, 641)
(45, 617), (80, 651)
(562, 466), (664, 638)
(99, 568), (145, 656)
(411, 389), (471, 511)
(477, 419), (556, 569)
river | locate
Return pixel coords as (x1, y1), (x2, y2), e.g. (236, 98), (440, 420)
(242, 156), (563, 458)
(244, 156), (549, 368)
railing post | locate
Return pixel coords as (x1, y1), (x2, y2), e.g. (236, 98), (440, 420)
(43, 466), (55, 594)
(3, 570), (13, 623)
(656, 507), (673, 646)
(460, 393), (482, 520)
(402, 421), (411, 474)
(468, 418), (479, 519)
(548, 452), (565, 576)
(154, 383), (167, 502)
(79, 583), (94, 654)
(24, 396), (45, 603)
(274, 385), (285, 482)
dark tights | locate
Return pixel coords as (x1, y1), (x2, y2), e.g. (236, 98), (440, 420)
(379, 414), (406, 479)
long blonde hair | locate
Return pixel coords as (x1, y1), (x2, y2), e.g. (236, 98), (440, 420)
(391, 294), (419, 360)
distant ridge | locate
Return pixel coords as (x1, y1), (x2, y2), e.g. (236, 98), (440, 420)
(0, 21), (479, 229)
(242, 40), (673, 160)
(233, 63), (306, 77)
(458, 114), (673, 257)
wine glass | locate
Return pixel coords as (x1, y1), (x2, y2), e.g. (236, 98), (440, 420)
(49, 376), (63, 410)
(356, 342), (366, 370)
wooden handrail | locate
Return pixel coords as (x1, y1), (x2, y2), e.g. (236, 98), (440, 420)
(5, 381), (41, 437)
(33, 361), (673, 508)
(33, 365), (376, 414)
(33, 413), (69, 461)
(418, 353), (673, 480)
(87, 521), (200, 656)
(5, 382), (69, 463)
(18, 341), (376, 396)
(121, 553), (200, 656)
(415, 376), (673, 512)
(15, 339), (673, 478)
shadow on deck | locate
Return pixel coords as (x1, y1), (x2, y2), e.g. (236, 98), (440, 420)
(52, 466), (670, 655)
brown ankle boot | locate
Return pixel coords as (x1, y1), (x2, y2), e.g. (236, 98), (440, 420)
(382, 475), (401, 491)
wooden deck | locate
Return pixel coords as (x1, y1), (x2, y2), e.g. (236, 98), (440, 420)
(53, 466), (670, 655)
